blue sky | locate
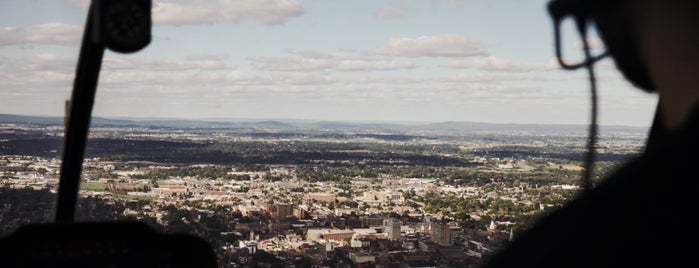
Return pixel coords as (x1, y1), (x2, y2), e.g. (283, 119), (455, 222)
(0, 0), (658, 126)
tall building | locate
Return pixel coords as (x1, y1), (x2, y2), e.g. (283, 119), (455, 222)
(267, 203), (294, 219)
(360, 216), (384, 228)
(384, 218), (402, 240)
(293, 208), (307, 219)
(268, 221), (291, 234)
(430, 221), (452, 246)
(303, 193), (336, 204)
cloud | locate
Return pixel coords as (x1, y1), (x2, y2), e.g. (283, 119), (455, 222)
(374, 1), (414, 20)
(0, 23), (82, 46)
(0, 53), (240, 93)
(594, 59), (618, 71)
(153, 0), (305, 26)
(335, 59), (415, 71)
(368, 34), (488, 58)
(354, 76), (423, 85)
(440, 56), (556, 72)
(103, 55), (229, 71)
(248, 56), (334, 71)
(431, 0), (493, 8)
(431, 0), (464, 7)
(61, 0), (89, 8)
(574, 37), (606, 50)
(2, 53), (551, 100)
(0, 54), (75, 91)
(1, 54), (79, 77)
(98, 70), (265, 90)
(60, 0), (305, 26)
(438, 73), (518, 84)
(248, 50), (415, 72)
(2, 53), (233, 73)
(1, 51), (602, 125)
(269, 73), (336, 85)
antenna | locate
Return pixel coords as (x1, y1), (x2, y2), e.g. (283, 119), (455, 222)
(56, 0), (151, 223)
(1, 2), (216, 267)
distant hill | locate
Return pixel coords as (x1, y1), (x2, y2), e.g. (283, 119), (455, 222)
(418, 121), (586, 132)
(0, 114), (64, 126)
(0, 114), (294, 130)
(311, 121), (408, 132)
(0, 114), (648, 134)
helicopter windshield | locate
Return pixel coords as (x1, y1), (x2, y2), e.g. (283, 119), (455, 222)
(0, 1), (656, 267)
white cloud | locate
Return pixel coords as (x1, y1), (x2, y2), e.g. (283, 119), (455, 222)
(153, 0), (305, 26)
(248, 51), (415, 72)
(574, 37), (606, 50)
(2, 53), (553, 102)
(103, 56), (228, 71)
(0, 53), (241, 92)
(3, 54), (70, 71)
(1, 53), (230, 73)
(431, 0), (464, 7)
(225, 70), (262, 84)
(248, 56), (334, 71)
(439, 73), (514, 84)
(368, 34), (488, 58)
(0, 23), (82, 46)
(440, 56), (556, 72)
(269, 73), (336, 85)
(59, 0), (305, 26)
(374, 1), (413, 20)
(0, 54), (75, 91)
(354, 76), (423, 85)
(97, 65), (340, 90)
(61, 0), (89, 8)
(431, 0), (494, 8)
(335, 59), (415, 71)
(594, 59), (618, 71)
(98, 69), (252, 88)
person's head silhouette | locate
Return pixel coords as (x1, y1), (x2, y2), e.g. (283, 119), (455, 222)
(560, 0), (699, 131)
(482, 1), (699, 267)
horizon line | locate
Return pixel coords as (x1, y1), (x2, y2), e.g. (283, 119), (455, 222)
(0, 112), (651, 129)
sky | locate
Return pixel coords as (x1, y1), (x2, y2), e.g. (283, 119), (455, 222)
(0, 0), (659, 127)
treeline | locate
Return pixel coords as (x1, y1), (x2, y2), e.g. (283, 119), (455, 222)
(90, 139), (470, 166)
(0, 137), (62, 158)
(131, 166), (252, 181)
(3, 137), (640, 168)
(415, 190), (567, 232)
(472, 146), (640, 162)
(296, 165), (478, 182)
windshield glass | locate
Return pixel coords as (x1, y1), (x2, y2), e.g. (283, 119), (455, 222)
(1, 0), (656, 267)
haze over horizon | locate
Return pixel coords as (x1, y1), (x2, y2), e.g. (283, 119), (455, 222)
(0, 0), (658, 127)
(0, 113), (651, 130)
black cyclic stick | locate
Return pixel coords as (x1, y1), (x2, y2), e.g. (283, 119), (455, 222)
(56, 6), (105, 223)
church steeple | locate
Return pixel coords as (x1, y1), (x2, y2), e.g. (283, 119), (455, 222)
(489, 220), (497, 230)
(509, 228), (514, 241)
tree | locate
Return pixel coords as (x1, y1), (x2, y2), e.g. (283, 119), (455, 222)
(361, 203), (370, 211)
(294, 257), (313, 268)
(343, 200), (359, 208)
(252, 249), (280, 263)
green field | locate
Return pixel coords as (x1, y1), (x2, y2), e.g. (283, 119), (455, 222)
(80, 182), (106, 192)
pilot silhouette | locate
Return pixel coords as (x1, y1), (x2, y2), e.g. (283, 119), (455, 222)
(482, 0), (699, 267)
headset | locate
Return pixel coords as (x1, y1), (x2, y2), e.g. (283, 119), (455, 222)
(547, 0), (654, 192)
(548, 0), (653, 90)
